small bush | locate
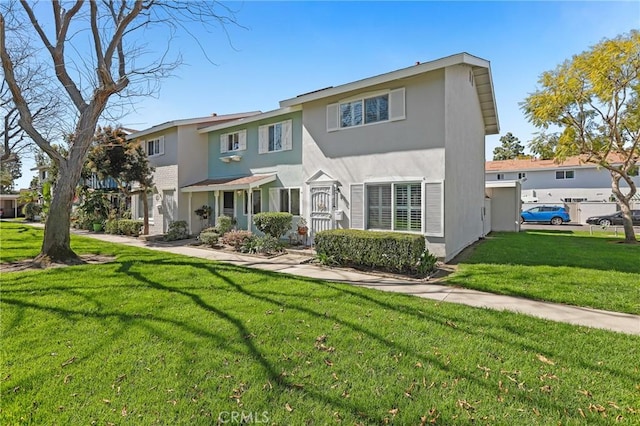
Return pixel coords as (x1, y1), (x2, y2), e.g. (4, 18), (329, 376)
(242, 235), (283, 255)
(215, 215), (235, 235)
(314, 229), (432, 275)
(22, 202), (42, 221)
(253, 212), (292, 239)
(164, 220), (190, 241)
(221, 230), (252, 251)
(104, 219), (143, 236)
(199, 230), (220, 247)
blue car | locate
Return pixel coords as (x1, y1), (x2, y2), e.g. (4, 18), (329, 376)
(520, 205), (571, 225)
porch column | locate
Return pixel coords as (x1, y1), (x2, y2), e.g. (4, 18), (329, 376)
(247, 189), (252, 231)
(188, 192), (193, 234)
(213, 191), (220, 226)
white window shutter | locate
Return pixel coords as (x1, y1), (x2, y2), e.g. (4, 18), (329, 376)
(389, 88), (406, 121)
(350, 184), (364, 229)
(220, 134), (228, 153)
(258, 125), (268, 154)
(269, 188), (280, 212)
(424, 181), (444, 237)
(238, 130), (247, 151)
(283, 120), (292, 151)
(158, 136), (165, 155)
(326, 103), (339, 132)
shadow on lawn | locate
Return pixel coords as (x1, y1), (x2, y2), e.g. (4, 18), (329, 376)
(3, 251), (637, 422)
(459, 231), (640, 274)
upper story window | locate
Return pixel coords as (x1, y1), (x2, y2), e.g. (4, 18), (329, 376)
(556, 170), (575, 180)
(327, 88), (406, 132)
(518, 172), (526, 179)
(496, 173), (505, 180)
(220, 130), (246, 153)
(146, 136), (164, 157)
(258, 120), (292, 154)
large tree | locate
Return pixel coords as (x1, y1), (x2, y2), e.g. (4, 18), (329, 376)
(522, 31), (639, 242)
(0, 1), (235, 264)
(86, 126), (154, 234)
(492, 132), (526, 161)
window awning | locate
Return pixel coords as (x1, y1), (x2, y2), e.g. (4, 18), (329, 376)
(181, 174), (276, 193)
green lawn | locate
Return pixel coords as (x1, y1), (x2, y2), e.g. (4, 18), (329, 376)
(446, 230), (640, 315)
(1, 223), (639, 424)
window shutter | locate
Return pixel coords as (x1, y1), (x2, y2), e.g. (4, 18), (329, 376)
(238, 130), (247, 151)
(424, 181), (444, 237)
(220, 134), (228, 153)
(350, 184), (364, 229)
(283, 120), (292, 151)
(158, 136), (165, 155)
(258, 125), (268, 154)
(389, 88), (406, 121)
(326, 103), (339, 132)
(269, 188), (280, 212)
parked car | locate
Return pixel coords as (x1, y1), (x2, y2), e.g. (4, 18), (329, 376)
(520, 205), (571, 225)
(585, 210), (640, 226)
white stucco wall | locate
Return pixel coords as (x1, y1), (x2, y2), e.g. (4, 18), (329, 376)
(443, 64), (487, 260)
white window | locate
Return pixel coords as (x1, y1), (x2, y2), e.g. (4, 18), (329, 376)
(220, 130), (247, 153)
(556, 170), (575, 180)
(497, 173), (505, 180)
(366, 182), (421, 232)
(146, 136), (164, 157)
(137, 194), (154, 222)
(244, 190), (261, 215)
(518, 172), (526, 179)
(327, 88), (405, 132)
(258, 120), (292, 153)
(280, 188), (300, 216)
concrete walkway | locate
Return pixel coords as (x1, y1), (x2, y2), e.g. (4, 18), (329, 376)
(69, 230), (640, 336)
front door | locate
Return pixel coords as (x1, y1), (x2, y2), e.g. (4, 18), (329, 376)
(309, 185), (334, 239)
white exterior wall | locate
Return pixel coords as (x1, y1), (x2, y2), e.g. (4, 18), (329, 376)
(444, 65), (486, 260)
(488, 165), (640, 203)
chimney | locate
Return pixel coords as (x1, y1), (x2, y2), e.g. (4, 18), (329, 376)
(415, 61), (421, 66)
(211, 113), (217, 117)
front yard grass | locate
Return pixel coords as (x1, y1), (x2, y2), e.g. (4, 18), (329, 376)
(445, 230), (640, 315)
(1, 222), (639, 424)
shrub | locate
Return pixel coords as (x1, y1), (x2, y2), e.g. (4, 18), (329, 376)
(242, 235), (283, 255)
(199, 229), (220, 247)
(104, 219), (143, 236)
(215, 215), (235, 235)
(22, 202), (42, 221)
(221, 230), (252, 251)
(164, 220), (190, 241)
(253, 212), (293, 239)
(314, 229), (433, 275)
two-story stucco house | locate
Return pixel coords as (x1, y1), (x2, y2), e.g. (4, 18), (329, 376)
(129, 53), (498, 261)
(176, 53), (498, 261)
(486, 155), (640, 204)
(129, 112), (260, 234)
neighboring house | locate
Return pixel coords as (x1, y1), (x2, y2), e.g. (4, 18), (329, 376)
(485, 155), (640, 204)
(182, 52), (499, 261)
(128, 112), (261, 235)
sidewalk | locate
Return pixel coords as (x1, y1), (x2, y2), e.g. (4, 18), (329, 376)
(72, 229), (640, 336)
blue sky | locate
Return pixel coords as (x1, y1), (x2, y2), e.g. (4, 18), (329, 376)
(14, 1), (640, 188)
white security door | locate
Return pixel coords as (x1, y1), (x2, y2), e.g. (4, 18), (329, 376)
(162, 190), (176, 232)
(309, 185), (334, 238)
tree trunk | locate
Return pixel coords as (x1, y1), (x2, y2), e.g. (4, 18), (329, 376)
(35, 160), (81, 264)
(142, 188), (149, 235)
(611, 174), (637, 243)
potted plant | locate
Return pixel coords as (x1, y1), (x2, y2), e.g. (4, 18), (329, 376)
(195, 205), (212, 220)
(297, 217), (308, 236)
(79, 190), (110, 232)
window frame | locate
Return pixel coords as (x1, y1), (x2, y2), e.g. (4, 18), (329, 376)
(136, 194), (154, 223)
(146, 136), (164, 157)
(555, 170), (575, 180)
(258, 119), (292, 154)
(278, 187), (301, 216)
(365, 181), (422, 233)
(243, 189), (262, 215)
(327, 88), (405, 132)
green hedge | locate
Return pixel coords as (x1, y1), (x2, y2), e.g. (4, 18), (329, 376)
(253, 212), (292, 239)
(105, 219), (143, 236)
(314, 229), (433, 275)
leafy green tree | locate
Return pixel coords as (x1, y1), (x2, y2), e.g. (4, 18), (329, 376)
(528, 132), (559, 160)
(492, 132), (526, 160)
(86, 127), (154, 235)
(522, 31), (639, 242)
(0, 150), (21, 192)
